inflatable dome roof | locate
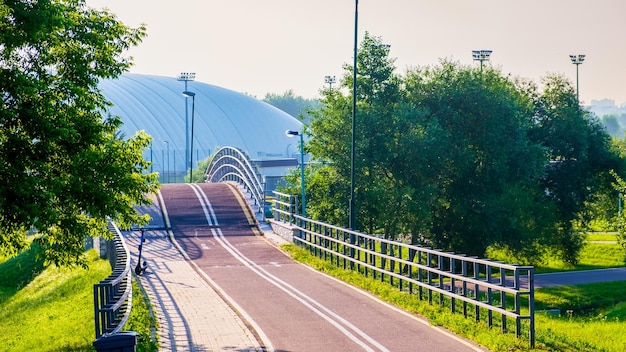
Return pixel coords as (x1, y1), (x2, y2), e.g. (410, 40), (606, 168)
(99, 73), (302, 179)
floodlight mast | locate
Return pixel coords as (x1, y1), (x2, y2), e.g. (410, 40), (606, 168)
(472, 50), (492, 71)
(178, 72), (196, 177)
(569, 54), (585, 103)
(324, 75), (336, 89)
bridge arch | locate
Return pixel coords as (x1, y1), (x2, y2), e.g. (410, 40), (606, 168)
(205, 146), (266, 217)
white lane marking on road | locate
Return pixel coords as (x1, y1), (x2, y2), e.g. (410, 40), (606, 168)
(269, 262), (281, 267)
(188, 183), (219, 226)
(201, 243), (209, 250)
(189, 183), (388, 352)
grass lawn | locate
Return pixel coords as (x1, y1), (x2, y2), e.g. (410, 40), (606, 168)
(282, 240), (626, 352)
(0, 245), (157, 351)
(487, 239), (624, 273)
(0, 249), (110, 351)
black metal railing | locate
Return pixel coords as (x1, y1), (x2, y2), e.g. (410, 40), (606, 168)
(273, 199), (535, 348)
(93, 221), (133, 339)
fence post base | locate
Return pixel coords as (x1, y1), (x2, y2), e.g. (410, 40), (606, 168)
(93, 331), (139, 352)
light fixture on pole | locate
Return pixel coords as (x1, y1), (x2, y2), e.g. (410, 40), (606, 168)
(350, 0), (358, 230)
(472, 50), (492, 71)
(569, 54), (585, 103)
(324, 75), (336, 89)
(178, 72), (196, 175)
(182, 91), (196, 183)
(286, 130), (306, 216)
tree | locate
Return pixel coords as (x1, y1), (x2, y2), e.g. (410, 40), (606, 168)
(601, 114), (621, 137)
(529, 75), (623, 263)
(299, 33), (623, 264)
(309, 32), (405, 234)
(263, 90), (319, 123)
(402, 62), (554, 259)
(0, 0), (157, 266)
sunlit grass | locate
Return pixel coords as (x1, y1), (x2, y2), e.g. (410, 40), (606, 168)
(125, 277), (159, 352)
(283, 242), (626, 351)
(536, 243), (624, 273)
(0, 249), (110, 351)
(0, 247), (158, 351)
(587, 232), (618, 242)
(487, 241), (624, 273)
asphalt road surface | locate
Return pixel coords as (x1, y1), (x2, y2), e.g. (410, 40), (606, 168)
(159, 183), (485, 352)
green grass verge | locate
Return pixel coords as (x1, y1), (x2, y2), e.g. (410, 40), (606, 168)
(125, 277), (159, 352)
(282, 243), (626, 351)
(586, 232), (618, 242)
(0, 247), (158, 351)
(487, 241), (624, 273)
(0, 249), (109, 351)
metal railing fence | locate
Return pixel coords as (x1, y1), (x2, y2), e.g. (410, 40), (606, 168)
(93, 221), (133, 339)
(273, 196), (535, 348)
(272, 191), (299, 224)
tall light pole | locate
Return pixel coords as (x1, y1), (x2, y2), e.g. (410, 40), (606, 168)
(569, 54), (585, 103)
(472, 50), (492, 71)
(164, 141), (169, 183)
(286, 130), (306, 216)
(182, 91), (196, 183)
(178, 72), (195, 176)
(324, 75), (336, 89)
(350, 0), (358, 230)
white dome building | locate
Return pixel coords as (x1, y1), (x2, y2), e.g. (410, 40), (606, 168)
(99, 74), (303, 185)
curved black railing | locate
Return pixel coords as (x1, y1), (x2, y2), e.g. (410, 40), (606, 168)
(93, 221), (133, 339)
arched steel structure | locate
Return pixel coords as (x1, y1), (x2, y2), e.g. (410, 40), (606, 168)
(205, 147), (265, 217)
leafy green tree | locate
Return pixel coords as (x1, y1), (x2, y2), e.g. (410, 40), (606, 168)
(529, 75), (623, 263)
(0, 0), (157, 266)
(601, 115), (621, 137)
(402, 62), (554, 259)
(309, 32), (406, 235)
(611, 170), (626, 264)
(263, 90), (319, 123)
(296, 32), (623, 264)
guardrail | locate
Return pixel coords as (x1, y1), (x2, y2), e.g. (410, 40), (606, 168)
(272, 195), (535, 348)
(93, 221), (133, 339)
(272, 191), (298, 224)
(205, 146), (265, 218)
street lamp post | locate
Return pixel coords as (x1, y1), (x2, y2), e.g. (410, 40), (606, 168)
(150, 142), (153, 173)
(569, 54), (585, 103)
(178, 72), (196, 175)
(324, 75), (336, 89)
(350, 0), (358, 230)
(286, 130), (306, 216)
(472, 50), (492, 71)
(164, 141), (169, 183)
(182, 91), (196, 183)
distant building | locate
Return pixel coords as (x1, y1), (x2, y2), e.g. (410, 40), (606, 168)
(587, 99), (626, 118)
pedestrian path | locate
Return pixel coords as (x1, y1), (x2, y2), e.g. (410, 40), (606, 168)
(124, 191), (264, 352)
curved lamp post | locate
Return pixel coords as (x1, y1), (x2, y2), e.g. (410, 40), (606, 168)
(569, 54), (585, 103)
(182, 91), (196, 183)
(178, 72), (195, 173)
(286, 130), (306, 216)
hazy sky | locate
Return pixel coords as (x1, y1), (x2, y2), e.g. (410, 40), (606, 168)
(86, 0), (626, 106)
